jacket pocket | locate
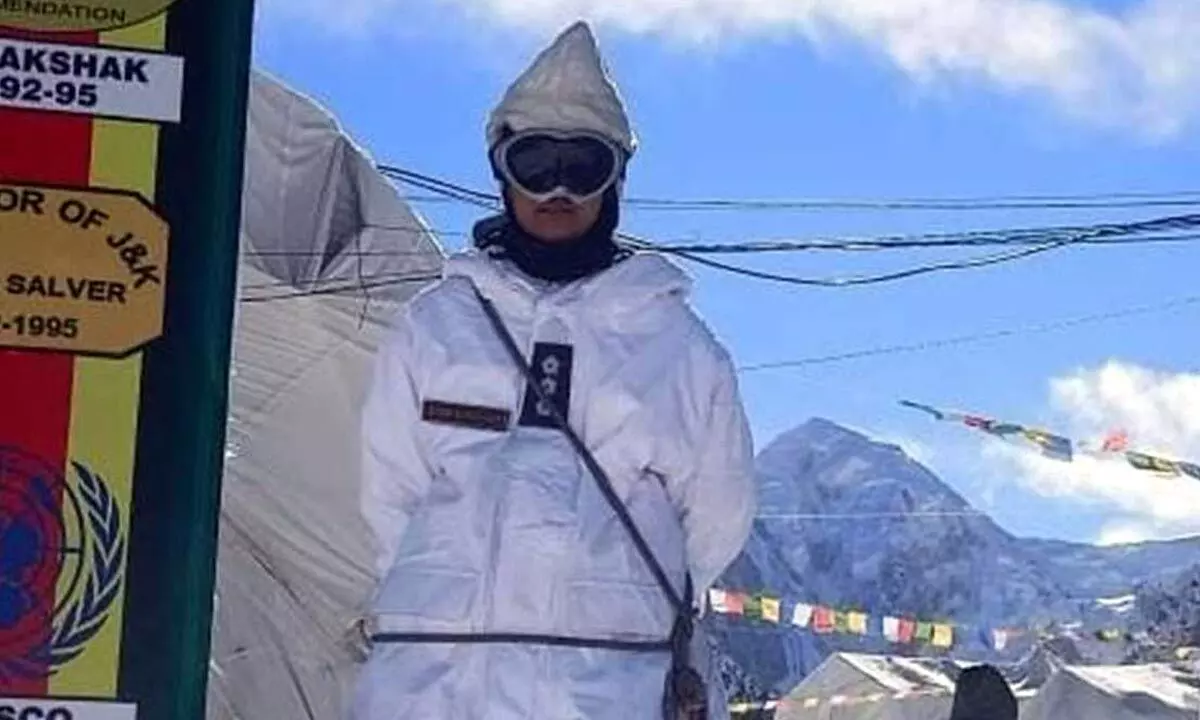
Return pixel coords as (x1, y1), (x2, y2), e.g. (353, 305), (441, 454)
(564, 578), (672, 640)
(375, 569), (479, 624)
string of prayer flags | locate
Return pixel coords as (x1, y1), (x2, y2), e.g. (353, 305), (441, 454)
(706, 587), (1130, 653)
(901, 400), (1200, 480)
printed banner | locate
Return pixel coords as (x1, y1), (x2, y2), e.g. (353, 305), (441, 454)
(0, 1), (251, 718)
(0, 36), (185, 121)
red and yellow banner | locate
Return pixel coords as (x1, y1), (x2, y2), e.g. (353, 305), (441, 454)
(1, 10), (171, 716)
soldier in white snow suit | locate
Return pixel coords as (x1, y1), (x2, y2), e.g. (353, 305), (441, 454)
(353, 21), (756, 720)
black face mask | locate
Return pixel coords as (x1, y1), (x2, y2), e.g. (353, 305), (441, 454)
(472, 185), (629, 283)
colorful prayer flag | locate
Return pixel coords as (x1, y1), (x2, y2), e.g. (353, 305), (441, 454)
(834, 611), (850, 634)
(1024, 429), (1073, 462)
(989, 423), (1024, 436)
(761, 597), (781, 624)
(914, 622), (934, 643)
(1178, 462), (1200, 480)
(898, 400), (945, 421)
(1127, 451), (1178, 474)
(898, 619), (916, 643)
(743, 595), (762, 620)
(813, 607), (835, 633)
(1102, 429), (1129, 453)
(992, 629), (1009, 651)
(932, 624), (954, 648)
(708, 588), (729, 614)
(847, 612), (869, 635)
(726, 592), (744, 616)
(883, 617), (902, 643)
(792, 603), (814, 628)
(964, 415), (995, 430)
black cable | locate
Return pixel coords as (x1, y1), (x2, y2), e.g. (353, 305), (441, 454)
(240, 229), (1200, 258)
(663, 242), (1066, 287)
(618, 195), (1200, 212)
(378, 165), (1200, 288)
(380, 170), (1077, 286)
(381, 165), (1200, 212)
(653, 229), (1200, 254)
(382, 166), (497, 208)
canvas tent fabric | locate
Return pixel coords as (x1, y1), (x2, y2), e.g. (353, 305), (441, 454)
(791, 653), (966, 698)
(772, 654), (954, 720)
(205, 70), (444, 720)
(1023, 664), (1200, 720)
(773, 654), (1035, 720)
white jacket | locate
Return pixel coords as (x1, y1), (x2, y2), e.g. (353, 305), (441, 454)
(352, 250), (756, 720)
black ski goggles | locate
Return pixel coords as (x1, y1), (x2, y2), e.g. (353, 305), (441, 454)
(492, 130), (624, 204)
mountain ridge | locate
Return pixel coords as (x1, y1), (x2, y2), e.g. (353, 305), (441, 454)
(710, 417), (1200, 696)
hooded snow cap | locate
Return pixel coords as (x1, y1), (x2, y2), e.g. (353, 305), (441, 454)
(485, 21), (636, 155)
(948, 665), (1018, 720)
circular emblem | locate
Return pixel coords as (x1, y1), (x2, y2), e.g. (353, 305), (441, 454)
(0, 0), (179, 33)
(0, 447), (123, 678)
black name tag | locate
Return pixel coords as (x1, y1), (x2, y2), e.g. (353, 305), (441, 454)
(518, 342), (574, 429)
(421, 400), (511, 432)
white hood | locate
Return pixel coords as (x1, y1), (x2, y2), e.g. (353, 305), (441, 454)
(485, 21), (636, 155)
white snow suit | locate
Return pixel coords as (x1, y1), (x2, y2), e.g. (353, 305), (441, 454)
(351, 249), (756, 720)
(352, 19), (755, 720)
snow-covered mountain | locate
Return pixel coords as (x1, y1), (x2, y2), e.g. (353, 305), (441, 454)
(709, 418), (1200, 697)
(1027, 537), (1200, 598)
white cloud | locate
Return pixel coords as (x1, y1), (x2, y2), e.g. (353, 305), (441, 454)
(980, 361), (1200, 543)
(268, 0), (1200, 135)
(1095, 521), (1160, 546)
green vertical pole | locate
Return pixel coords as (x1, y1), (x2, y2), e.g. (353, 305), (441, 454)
(117, 0), (255, 717)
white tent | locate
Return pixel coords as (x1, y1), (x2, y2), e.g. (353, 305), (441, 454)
(205, 70), (444, 720)
(1023, 664), (1200, 720)
(773, 653), (957, 720)
(773, 653), (1035, 720)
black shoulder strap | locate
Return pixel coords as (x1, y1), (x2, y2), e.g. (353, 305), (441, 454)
(470, 284), (688, 616)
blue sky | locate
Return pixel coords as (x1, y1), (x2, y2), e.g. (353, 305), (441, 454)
(252, 0), (1200, 545)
